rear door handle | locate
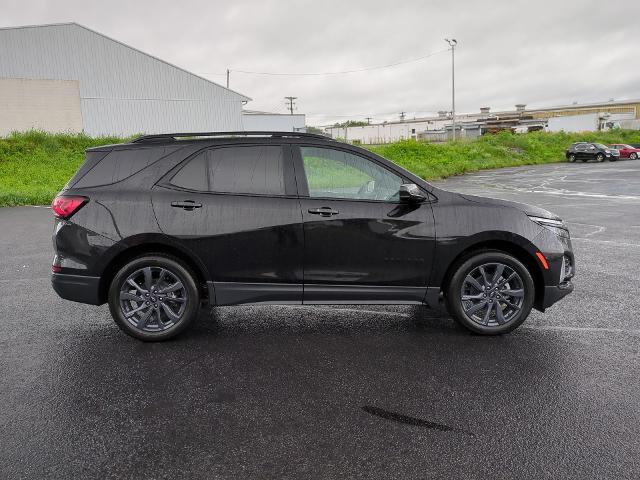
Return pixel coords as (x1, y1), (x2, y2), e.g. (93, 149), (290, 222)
(308, 207), (339, 217)
(171, 200), (202, 211)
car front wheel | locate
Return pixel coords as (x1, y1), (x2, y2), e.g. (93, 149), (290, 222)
(445, 251), (535, 335)
(568, 154), (576, 162)
(108, 254), (200, 341)
(596, 153), (605, 162)
(630, 153), (637, 160)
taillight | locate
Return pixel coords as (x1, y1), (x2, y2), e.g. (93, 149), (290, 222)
(51, 195), (88, 219)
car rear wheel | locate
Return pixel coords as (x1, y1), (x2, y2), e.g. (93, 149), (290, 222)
(445, 251), (535, 335)
(630, 153), (637, 160)
(568, 154), (576, 162)
(596, 153), (605, 162)
(108, 254), (200, 341)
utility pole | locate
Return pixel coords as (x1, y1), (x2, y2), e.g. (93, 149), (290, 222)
(399, 111), (406, 122)
(226, 69), (230, 89)
(445, 38), (457, 140)
(365, 117), (372, 125)
(284, 96), (297, 115)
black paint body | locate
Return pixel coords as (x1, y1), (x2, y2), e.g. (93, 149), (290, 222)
(566, 142), (620, 161)
(51, 134), (574, 311)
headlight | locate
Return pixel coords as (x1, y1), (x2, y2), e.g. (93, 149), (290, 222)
(528, 215), (570, 239)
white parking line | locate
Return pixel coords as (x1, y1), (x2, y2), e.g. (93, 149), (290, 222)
(525, 325), (640, 334)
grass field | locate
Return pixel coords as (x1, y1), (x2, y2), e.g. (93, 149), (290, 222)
(2, 129), (640, 207)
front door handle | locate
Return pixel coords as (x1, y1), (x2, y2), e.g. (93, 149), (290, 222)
(308, 207), (339, 217)
(171, 200), (202, 211)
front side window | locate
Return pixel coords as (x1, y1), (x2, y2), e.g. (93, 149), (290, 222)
(170, 145), (286, 195)
(300, 146), (403, 201)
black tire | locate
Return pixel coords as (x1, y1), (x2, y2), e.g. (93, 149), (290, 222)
(108, 254), (200, 341)
(567, 154), (576, 163)
(609, 157), (617, 162)
(445, 251), (535, 335)
(630, 153), (638, 160)
(596, 153), (605, 162)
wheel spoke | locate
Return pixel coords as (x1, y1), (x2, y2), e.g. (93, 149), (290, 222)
(121, 292), (144, 302)
(481, 302), (493, 325)
(158, 281), (183, 294)
(143, 267), (154, 291)
(155, 308), (164, 329)
(464, 275), (483, 291)
(478, 266), (490, 286)
(462, 293), (484, 301)
(502, 289), (524, 298)
(164, 296), (186, 304)
(155, 268), (166, 288)
(491, 264), (505, 286)
(161, 303), (180, 323)
(464, 300), (487, 316)
(502, 297), (519, 309)
(127, 278), (146, 293)
(495, 302), (506, 324)
(136, 307), (154, 329)
(125, 303), (149, 318)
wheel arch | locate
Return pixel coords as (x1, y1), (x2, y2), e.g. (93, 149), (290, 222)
(98, 237), (210, 304)
(438, 239), (545, 310)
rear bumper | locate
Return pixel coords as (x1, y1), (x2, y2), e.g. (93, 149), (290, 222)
(541, 281), (574, 309)
(51, 273), (103, 305)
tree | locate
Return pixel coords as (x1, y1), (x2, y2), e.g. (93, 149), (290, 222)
(333, 120), (369, 128)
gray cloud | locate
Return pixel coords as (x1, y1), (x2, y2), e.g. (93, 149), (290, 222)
(2, 0), (639, 125)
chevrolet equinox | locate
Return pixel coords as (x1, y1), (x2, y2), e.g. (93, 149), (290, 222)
(51, 131), (574, 341)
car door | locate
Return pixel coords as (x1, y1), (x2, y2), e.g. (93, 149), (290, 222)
(292, 144), (435, 304)
(574, 143), (587, 160)
(152, 143), (304, 305)
(585, 143), (598, 160)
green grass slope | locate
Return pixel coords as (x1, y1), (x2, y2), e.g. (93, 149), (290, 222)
(368, 130), (640, 180)
(0, 131), (129, 207)
(1, 130), (640, 207)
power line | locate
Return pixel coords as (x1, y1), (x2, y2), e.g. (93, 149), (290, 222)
(198, 48), (449, 77)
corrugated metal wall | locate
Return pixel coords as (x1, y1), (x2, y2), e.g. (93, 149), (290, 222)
(0, 23), (249, 136)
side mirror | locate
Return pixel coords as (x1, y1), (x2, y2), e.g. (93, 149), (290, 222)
(399, 183), (426, 203)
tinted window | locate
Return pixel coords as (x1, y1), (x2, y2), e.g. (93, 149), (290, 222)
(170, 145), (286, 195)
(300, 146), (403, 201)
(75, 147), (166, 187)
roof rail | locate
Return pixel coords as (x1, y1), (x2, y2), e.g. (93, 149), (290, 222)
(132, 131), (332, 143)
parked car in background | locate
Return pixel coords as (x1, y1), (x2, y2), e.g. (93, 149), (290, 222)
(566, 142), (620, 162)
(608, 144), (640, 159)
(50, 131), (575, 341)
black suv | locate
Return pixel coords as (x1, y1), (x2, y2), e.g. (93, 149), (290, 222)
(51, 131), (574, 341)
(566, 142), (620, 162)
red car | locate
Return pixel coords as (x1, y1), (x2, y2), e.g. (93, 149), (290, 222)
(608, 144), (640, 159)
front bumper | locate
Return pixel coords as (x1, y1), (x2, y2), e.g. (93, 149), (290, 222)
(51, 273), (103, 305)
(541, 281), (574, 309)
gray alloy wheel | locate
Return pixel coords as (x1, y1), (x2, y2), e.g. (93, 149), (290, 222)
(108, 255), (200, 341)
(119, 266), (187, 332)
(460, 263), (524, 327)
(568, 154), (576, 163)
(446, 251), (534, 335)
(596, 153), (605, 162)
(630, 152), (638, 160)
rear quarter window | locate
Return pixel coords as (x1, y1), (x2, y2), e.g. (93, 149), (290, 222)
(74, 147), (167, 188)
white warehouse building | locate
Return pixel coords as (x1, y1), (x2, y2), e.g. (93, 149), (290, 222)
(0, 23), (304, 136)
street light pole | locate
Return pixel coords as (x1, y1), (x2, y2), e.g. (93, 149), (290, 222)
(445, 38), (457, 141)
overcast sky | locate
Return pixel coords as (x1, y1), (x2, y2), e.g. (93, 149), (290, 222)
(2, 0), (639, 125)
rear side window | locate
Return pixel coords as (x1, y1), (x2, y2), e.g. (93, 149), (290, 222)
(74, 147), (163, 188)
(170, 145), (286, 196)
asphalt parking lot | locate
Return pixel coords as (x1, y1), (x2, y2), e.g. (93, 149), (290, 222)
(1, 160), (639, 479)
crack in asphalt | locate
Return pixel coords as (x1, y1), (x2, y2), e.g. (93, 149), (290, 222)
(362, 406), (475, 436)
